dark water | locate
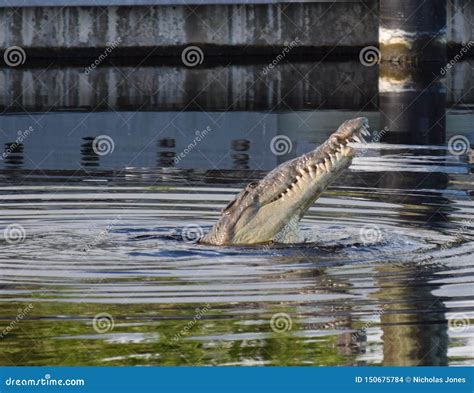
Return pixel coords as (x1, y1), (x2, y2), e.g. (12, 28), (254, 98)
(0, 62), (473, 366)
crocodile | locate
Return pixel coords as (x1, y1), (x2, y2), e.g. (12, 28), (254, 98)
(201, 117), (370, 245)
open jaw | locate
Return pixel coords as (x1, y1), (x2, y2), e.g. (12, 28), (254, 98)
(201, 117), (370, 246)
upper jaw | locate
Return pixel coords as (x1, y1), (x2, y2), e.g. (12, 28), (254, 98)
(305, 117), (370, 163)
(201, 118), (371, 245)
(258, 117), (370, 205)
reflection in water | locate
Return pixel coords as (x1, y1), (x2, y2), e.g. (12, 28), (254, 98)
(0, 60), (473, 366)
(379, 63), (446, 145)
(375, 171), (452, 228)
(158, 138), (176, 168)
(0, 62), (380, 113)
(81, 137), (100, 167)
(376, 264), (449, 366)
(377, 63), (451, 227)
(0, 136), (472, 365)
(376, 63), (450, 365)
(373, 196), (451, 365)
(3, 142), (24, 168)
(231, 139), (250, 170)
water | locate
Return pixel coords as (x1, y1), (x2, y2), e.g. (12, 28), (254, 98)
(0, 62), (473, 366)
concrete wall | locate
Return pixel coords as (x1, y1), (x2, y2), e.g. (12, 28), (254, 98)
(1, 1), (472, 56)
(1, 2), (378, 55)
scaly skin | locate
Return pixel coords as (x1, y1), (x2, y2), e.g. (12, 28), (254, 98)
(201, 118), (370, 245)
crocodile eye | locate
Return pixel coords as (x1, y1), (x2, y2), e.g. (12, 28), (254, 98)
(247, 182), (258, 189)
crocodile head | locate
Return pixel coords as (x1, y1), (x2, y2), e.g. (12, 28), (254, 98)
(201, 117), (370, 245)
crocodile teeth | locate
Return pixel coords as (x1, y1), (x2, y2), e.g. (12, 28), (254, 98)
(361, 128), (370, 136)
(329, 154), (336, 165)
(353, 135), (363, 143)
(342, 146), (351, 155)
(324, 159), (331, 171)
(335, 152), (342, 160)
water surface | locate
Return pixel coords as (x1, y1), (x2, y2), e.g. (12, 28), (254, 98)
(0, 78), (473, 367)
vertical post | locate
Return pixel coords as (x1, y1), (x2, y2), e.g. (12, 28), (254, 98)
(379, 0), (447, 63)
